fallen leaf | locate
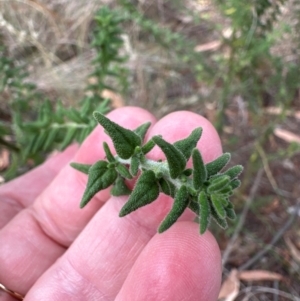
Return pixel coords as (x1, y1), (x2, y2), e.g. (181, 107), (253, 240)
(194, 40), (221, 52)
(238, 270), (283, 281)
(274, 128), (300, 144)
(218, 269), (240, 301)
(265, 106), (300, 120)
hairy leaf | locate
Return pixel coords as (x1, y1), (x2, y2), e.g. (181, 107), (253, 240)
(70, 162), (92, 174)
(211, 194), (226, 219)
(93, 112), (141, 159)
(103, 142), (115, 162)
(119, 170), (159, 216)
(225, 202), (236, 220)
(192, 148), (207, 190)
(173, 127), (202, 159)
(206, 153), (231, 177)
(183, 168), (193, 176)
(214, 185), (233, 197)
(207, 175), (231, 194)
(116, 163), (132, 179)
(224, 165), (243, 179)
(152, 135), (186, 179)
(230, 179), (241, 190)
(111, 176), (131, 196)
(158, 178), (176, 197)
(81, 160), (117, 208)
(133, 121), (151, 141)
(210, 203), (228, 229)
(130, 155), (139, 176)
(141, 139), (155, 154)
(158, 185), (189, 233)
(198, 191), (210, 234)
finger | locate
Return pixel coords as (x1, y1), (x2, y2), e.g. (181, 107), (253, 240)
(0, 144), (78, 228)
(115, 222), (222, 301)
(0, 107), (157, 296)
(23, 111), (222, 300)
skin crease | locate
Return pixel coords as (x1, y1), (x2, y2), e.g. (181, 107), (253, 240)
(0, 107), (222, 301)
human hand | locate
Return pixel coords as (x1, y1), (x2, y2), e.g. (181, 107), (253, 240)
(0, 107), (222, 301)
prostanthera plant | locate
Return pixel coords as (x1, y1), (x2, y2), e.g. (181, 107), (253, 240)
(71, 112), (243, 234)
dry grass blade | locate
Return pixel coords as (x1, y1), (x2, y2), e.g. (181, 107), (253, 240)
(238, 270), (283, 282)
(265, 106), (300, 120)
(194, 40), (221, 52)
(274, 128), (300, 144)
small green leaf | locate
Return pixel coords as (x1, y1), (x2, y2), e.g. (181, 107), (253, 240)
(130, 155), (139, 176)
(225, 202), (236, 220)
(93, 112), (141, 159)
(60, 127), (78, 150)
(70, 162), (92, 174)
(183, 168), (193, 176)
(42, 127), (60, 151)
(224, 165), (243, 179)
(211, 194), (226, 219)
(210, 203), (228, 229)
(32, 130), (48, 154)
(207, 175), (231, 194)
(133, 121), (151, 141)
(198, 191), (210, 234)
(152, 135), (186, 179)
(141, 139), (155, 154)
(103, 142), (115, 162)
(230, 179), (241, 190)
(116, 163), (132, 179)
(158, 178), (176, 197)
(119, 170), (159, 216)
(80, 160), (118, 208)
(158, 185), (189, 233)
(192, 148), (207, 190)
(173, 127), (202, 159)
(214, 185), (233, 197)
(206, 153), (231, 177)
(111, 176), (131, 196)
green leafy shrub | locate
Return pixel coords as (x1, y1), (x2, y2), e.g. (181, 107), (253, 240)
(0, 6), (128, 179)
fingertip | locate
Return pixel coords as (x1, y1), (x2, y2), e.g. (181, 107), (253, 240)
(117, 221), (222, 301)
(148, 111), (222, 163)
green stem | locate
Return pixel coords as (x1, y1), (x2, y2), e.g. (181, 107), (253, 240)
(117, 156), (191, 190)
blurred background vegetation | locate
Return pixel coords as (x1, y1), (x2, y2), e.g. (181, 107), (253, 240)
(0, 0), (300, 299)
